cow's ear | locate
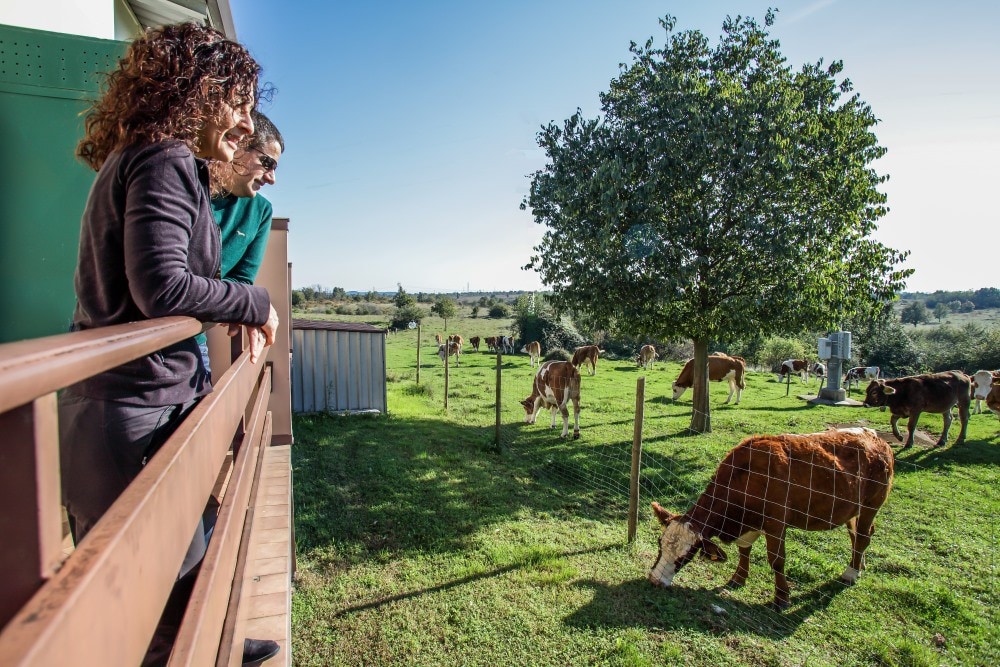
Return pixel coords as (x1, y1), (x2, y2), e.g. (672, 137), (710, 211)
(651, 502), (677, 526)
(882, 385), (896, 395)
(700, 539), (727, 562)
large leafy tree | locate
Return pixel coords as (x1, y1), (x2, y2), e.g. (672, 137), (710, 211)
(522, 12), (911, 432)
(431, 296), (458, 330)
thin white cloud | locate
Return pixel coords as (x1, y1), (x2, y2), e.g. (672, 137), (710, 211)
(780, 0), (838, 26)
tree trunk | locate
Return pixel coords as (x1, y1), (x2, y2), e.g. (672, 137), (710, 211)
(688, 338), (711, 433)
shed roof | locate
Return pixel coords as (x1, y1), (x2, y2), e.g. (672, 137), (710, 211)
(292, 319), (387, 333)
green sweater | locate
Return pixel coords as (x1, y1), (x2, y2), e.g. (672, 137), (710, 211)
(196, 194), (274, 346)
(211, 193), (274, 284)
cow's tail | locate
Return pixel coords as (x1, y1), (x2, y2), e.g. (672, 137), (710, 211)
(734, 361), (746, 389)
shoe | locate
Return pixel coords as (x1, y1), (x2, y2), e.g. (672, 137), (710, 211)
(242, 638), (280, 665)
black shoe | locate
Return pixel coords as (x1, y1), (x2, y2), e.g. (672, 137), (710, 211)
(242, 638), (280, 666)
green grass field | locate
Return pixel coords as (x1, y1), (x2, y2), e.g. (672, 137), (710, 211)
(290, 318), (999, 666)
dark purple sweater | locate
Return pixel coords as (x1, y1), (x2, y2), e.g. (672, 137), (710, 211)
(72, 140), (271, 405)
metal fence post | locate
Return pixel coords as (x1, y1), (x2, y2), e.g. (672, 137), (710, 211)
(495, 353), (502, 453)
(628, 376), (645, 544)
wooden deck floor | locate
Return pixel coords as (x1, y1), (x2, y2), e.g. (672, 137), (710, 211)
(239, 444), (293, 667)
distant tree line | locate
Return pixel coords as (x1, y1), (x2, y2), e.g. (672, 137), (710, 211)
(902, 287), (1000, 311)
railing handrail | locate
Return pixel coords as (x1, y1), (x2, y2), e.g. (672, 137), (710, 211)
(0, 317), (205, 414)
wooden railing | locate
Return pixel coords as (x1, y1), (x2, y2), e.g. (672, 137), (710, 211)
(0, 315), (283, 666)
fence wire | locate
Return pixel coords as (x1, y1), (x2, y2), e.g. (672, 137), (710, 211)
(482, 362), (997, 661)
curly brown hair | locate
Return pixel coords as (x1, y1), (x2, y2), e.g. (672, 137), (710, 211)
(77, 22), (261, 171)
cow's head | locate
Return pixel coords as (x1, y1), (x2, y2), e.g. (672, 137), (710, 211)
(520, 397), (537, 420)
(671, 383), (685, 400)
(863, 380), (894, 409)
(647, 502), (726, 588)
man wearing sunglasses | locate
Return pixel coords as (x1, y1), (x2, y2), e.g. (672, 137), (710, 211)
(210, 110), (283, 286)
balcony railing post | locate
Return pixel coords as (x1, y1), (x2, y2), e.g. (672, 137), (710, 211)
(0, 393), (63, 627)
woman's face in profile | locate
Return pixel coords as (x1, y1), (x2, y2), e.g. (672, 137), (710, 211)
(197, 98), (255, 162)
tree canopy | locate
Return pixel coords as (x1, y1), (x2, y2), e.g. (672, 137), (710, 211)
(431, 296), (458, 330)
(521, 12), (911, 430)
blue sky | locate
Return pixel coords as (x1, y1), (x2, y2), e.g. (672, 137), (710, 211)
(231, 0), (999, 294)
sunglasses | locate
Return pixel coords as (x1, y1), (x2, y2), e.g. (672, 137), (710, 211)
(250, 147), (278, 173)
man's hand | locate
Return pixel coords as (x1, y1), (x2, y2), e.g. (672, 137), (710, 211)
(248, 325), (266, 364)
(261, 304), (280, 346)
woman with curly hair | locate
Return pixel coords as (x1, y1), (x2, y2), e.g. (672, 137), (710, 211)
(60, 22), (279, 666)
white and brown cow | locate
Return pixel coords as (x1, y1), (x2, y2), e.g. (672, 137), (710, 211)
(571, 345), (603, 376)
(811, 362), (827, 388)
(520, 341), (542, 367)
(501, 335), (515, 354)
(845, 366), (881, 393)
(986, 379), (1000, 418)
(520, 360), (581, 439)
(863, 371), (971, 448)
(672, 354), (746, 404)
(648, 428), (894, 609)
(636, 344), (657, 370)
(970, 369), (1000, 414)
(437, 341), (461, 365)
(777, 359), (809, 383)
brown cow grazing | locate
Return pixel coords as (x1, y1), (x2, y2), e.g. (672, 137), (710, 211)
(571, 345), (603, 376)
(520, 341), (542, 367)
(521, 360), (581, 439)
(437, 341), (461, 365)
(636, 344), (657, 370)
(485, 336), (499, 353)
(777, 358), (809, 383)
(863, 371), (971, 448)
(469, 336), (481, 352)
(648, 428), (894, 609)
(672, 354), (746, 404)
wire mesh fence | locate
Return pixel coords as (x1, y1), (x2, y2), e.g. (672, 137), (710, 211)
(477, 358), (997, 658)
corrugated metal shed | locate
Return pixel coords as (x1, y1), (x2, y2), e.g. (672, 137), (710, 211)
(291, 319), (387, 414)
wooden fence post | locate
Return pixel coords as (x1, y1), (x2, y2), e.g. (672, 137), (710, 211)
(627, 376), (645, 544)
(444, 339), (449, 411)
(416, 324), (421, 385)
(495, 354), (502, 453)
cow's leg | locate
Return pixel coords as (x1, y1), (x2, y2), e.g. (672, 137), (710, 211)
(844, 513), (877, 584)
(549, 406), (558, 430)
(936, 408), (953, 446)
(726, 531), (760, 588)
(764, 529), (791, 609)
(955, 400), (969, 445)
(890, 414), (906, 444)
(570, 396), (580, 439)
(558, 401), (570, 438)
(905, 412), (921, 448)
(724, 381), (734, 404)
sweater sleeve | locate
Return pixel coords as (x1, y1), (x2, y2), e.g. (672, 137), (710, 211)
(122, 146), (270, 326)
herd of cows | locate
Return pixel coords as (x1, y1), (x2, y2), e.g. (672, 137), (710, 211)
(427, 333), (997, 607)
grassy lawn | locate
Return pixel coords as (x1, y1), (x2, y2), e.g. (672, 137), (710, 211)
(290, 320), (999, 666)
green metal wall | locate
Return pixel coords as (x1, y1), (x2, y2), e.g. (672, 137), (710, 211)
(0, 24), (124, 344)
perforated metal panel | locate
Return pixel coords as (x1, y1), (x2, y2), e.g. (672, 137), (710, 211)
(0, 25), (124, 343)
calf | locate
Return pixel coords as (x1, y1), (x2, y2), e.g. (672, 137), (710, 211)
(520, 360), (581, 439)
(437, 341), (461, 365)
(844, 366), (880, 393)
(434, 333), (443, 345)
(448, 334), (464, 347)
(811, 362), (827, 387)
(520, 341), (542, 367)
(571, 345), (603, 376)
(672, 354), (746, 404)
(501, 335), (515, 354)
(970, 369), (1000, 414)
(636, 344), (657, 370)
(485, 336), (499, 353)
(648, 428), (894, 609)
(863, 371), (971, 447)
(469, 336), (481, 352)
(777, 359), (809, 383)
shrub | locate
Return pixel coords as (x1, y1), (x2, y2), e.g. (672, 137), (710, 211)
(488, 304), (510, 318)
(759, 336), (809, 371)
